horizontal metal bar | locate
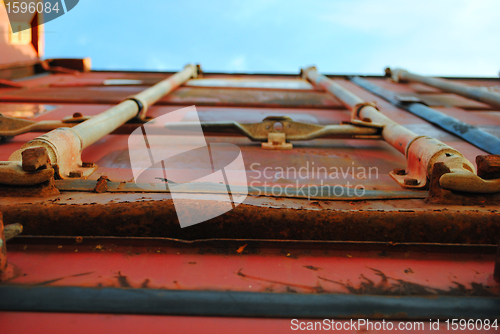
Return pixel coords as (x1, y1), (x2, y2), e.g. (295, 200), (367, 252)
(9, 235), (499, 254)
(350, 76), (500, 155)
(2, 194), (499, 243)
(391, 68), (500, 109)
(54, 179), (427, 200)
(1, 286), (499, 319)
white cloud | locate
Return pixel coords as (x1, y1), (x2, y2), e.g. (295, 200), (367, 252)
(318, 0), (500, 76)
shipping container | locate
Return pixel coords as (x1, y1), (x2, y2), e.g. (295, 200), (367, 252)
(1, 7), (500, 333)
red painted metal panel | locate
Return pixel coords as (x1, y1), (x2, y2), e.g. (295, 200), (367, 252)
(3, 239), (497, 295)
(1, 312), (495, 334)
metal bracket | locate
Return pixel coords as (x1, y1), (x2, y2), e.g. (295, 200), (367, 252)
(261, 132), (293, 150)
(8, 131), (98, 181)
(439, 154), (500, 193)
(390, 136), (476, 189)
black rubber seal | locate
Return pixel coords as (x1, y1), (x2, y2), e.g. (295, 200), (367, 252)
(0, 286), (499, 319)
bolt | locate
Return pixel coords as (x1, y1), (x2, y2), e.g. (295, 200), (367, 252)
(94, 175), (108, 193)
(404, 178), (419, 186)
(22, 147), (51, 171)
(69, 170), (83, 178)
(476, 155), (500, 180)
(73, 112), (83, 118)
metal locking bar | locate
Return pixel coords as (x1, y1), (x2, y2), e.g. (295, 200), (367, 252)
(0, 114), (84, 140)
(349, 76), (500, 155)
(0, 64), (200, 186)
(301, 66), (500, 193)
(389, 68), (500, 109)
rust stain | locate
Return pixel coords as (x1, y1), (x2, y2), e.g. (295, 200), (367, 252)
(318, 268), (496, 297)
(140, 278), (150, 288)
(115, 271), (131, 288)
(303, 265), (322, 271)
(34, 271), (94, 286)
(237, 268), (323, 293)
(236, 244), (247, 254)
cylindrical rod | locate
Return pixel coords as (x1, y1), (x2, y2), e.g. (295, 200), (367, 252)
(301, 67), (477, 191)
(391, 68), (500, 109)
(350, 76), (500, 155)
(303, 67), (417, 154)
(73, 64), (198, 149)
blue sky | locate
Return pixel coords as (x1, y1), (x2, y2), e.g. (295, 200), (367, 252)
(43, 0), (500, 76)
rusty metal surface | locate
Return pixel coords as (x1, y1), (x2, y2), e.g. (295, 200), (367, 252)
(477, 155), (500, 180)
(0, 192), (499, 243)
